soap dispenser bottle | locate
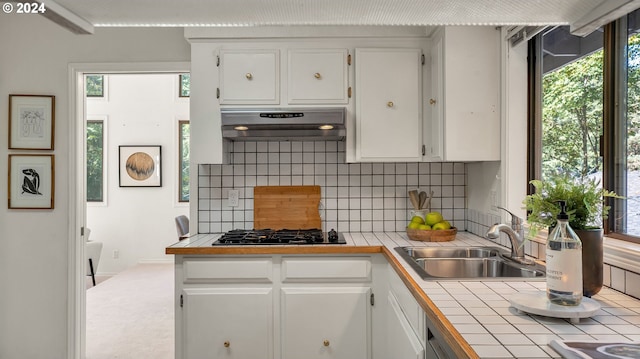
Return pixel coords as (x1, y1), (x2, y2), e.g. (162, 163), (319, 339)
(546, 200), (583, 306)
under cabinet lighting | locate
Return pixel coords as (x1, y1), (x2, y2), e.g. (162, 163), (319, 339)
(319, 125), (334, 130)
(234, 126), (249, 131)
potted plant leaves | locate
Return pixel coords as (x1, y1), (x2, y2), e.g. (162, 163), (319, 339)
(523, 174), (622, 297)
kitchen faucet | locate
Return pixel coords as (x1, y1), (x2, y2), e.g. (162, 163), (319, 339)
(486, 207), (533, 265)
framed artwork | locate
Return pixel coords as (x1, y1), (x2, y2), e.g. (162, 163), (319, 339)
(9, 94), (55, 150)
(119, 145), (162, 187)
(8, 154), (55, 209)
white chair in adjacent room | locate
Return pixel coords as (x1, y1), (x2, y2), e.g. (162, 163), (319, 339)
(85, 228), (103, 287)
(175, 215), (189, 240)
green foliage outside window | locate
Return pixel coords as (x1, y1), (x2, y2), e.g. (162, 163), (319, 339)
(627, 34), (640, 170)
(86, 75), (104, 97)
(179, 74), (190, 97)
(179, 121), (190, 202)
(542, 49), (604, 179)
(542, 33), (640, 180)
(87, 121), (104, 202)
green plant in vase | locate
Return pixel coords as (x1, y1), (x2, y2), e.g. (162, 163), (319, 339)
(523, 174), (622, 297)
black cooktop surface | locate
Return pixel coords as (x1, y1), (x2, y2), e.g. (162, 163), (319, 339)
(213, 228), (345, 245)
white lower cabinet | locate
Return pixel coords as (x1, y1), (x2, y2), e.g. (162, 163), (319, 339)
(387, 291), (425, 359)
(182, 287), (273, 359)
(176, 255), (375, 359)
(281, 287), (371, 359)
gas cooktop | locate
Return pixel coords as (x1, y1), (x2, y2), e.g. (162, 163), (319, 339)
(212, 228), (345, 245)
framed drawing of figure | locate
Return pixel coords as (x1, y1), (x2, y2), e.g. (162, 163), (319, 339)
(9, 94), (55, 150)
(8, 154), (55, 209)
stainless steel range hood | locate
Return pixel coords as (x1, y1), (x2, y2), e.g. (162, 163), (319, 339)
(221, 107), (346, 141)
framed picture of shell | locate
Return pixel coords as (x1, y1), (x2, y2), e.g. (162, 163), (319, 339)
(118, 145), (162, 187)
(8, 154), (55, 209)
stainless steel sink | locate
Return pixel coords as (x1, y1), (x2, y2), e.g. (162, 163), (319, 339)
(400, 246), (502, 259)
(395, 246), (546, 280)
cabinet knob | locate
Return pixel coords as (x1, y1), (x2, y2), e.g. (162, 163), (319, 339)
(387, 101), (394, 108)
(245, 73), (253, 80)
(323, 340), (330, 347)
(224, 341), (230, 348)
(430, 98), (436, 105)
(314, 72), (322, 79)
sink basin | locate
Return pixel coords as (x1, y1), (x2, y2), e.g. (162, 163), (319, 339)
(395, 246), (546, 280)
(400, 246), (502, 259)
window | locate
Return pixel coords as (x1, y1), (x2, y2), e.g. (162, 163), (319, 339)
(87, 120), (104, 202)
(179, 74), (190, 97)
(529, 9), (640, 242)
(86, 75), (104, 97)
(613, 11), (640, 238)
(179, 120), (190, 202)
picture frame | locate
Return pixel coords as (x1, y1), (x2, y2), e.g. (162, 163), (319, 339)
(9, 94), (55, 150)
(119, 145), (162, 187)
(8, 154), (55, 209)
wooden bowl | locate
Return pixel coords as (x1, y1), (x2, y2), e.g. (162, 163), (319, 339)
(406, 227), (457, 242)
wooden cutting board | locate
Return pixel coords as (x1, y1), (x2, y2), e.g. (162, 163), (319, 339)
(254, 186), (321, 230)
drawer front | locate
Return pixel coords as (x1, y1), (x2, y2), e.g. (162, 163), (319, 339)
(183, 258), (273, 283)
(282, 257), (372, 282)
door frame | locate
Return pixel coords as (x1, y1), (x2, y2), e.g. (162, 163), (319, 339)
(68, 62), (190, 359)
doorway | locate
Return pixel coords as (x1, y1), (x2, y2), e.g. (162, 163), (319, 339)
(69, 63), (189, 359)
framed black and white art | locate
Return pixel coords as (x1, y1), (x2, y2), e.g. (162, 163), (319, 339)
(9, 94), (55, 150)
(8, 154), (55, 209)
(119, 145), (162, 187)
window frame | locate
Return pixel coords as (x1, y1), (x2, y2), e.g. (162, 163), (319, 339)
(179, 73), (190, 98)
(86, 75), (105, 98)
(86, 116), (107, 204)
(528, 20), (640, 243)
(178, 120), (190, 203)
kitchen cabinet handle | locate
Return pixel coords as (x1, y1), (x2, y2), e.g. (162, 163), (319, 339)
(387, 101), (394, 108)
(323, 340), (330, 346)
(430, 98), (436, 105)
(245, 73), (253, 80)
(314, 72), (322, 79)
(224, 341), (230, 348)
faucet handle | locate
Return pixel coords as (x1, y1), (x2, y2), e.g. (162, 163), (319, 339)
(497, 206), (523, 226)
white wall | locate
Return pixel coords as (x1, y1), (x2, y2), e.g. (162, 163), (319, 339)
(87, 74), (189, 275)
(0, 14), (189, 358)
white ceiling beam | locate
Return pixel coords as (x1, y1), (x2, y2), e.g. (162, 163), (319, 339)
(40, 0), (94, 34)
(571, 0), (640, 36)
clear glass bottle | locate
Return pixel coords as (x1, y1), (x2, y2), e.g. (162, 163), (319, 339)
(546, 200), (583, 306)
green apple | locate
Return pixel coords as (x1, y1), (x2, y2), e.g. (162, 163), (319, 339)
(418, 224), (431, 230)
(424, 212), (444, 226)
(407, 222), (422, 230)
(410, 216), (425, 225)
(432, 220), (452, 230)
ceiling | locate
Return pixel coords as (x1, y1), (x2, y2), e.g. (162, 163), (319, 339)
(38, 0), (640, 36)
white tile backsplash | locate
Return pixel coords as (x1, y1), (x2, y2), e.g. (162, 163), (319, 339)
(198, 140), (467, 233)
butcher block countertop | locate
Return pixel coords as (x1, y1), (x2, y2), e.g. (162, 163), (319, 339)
(167, 232), (640, 358)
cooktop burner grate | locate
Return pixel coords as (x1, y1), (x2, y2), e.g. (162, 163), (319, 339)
(213, 228), (345, 245)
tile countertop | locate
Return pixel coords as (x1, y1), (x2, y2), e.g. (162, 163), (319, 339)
(167, 231), (640, 359)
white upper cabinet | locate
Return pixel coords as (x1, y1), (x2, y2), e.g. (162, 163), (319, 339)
(354, 48), (423, 162)
(218, 48), (349, 105)
(428, 26), (501, 161)
(287, 49), (349, 104)
(218, 49), (280, 105)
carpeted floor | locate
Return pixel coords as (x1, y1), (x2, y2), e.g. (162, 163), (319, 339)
(86, 263), (174, 359)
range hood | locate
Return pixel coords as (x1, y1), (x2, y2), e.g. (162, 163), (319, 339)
(221, 107), (346, 141)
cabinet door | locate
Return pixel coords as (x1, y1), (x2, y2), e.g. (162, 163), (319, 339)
(219, 49), (280, 104)
(182, 288), (273, 359)
(355, 48), (423, 162)
(387, 292), (425, 359)
(287, 49), (349, 104)
(281, 287), (371, 359)
(429, 33), (444, 162)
